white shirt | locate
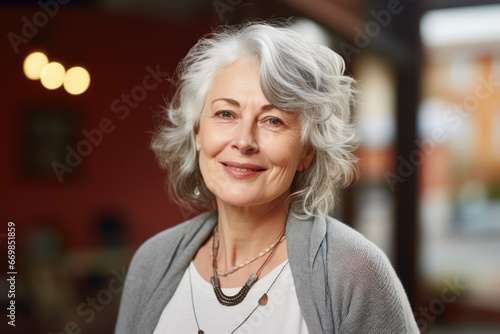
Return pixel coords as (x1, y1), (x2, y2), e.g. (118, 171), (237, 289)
(153, 260), (309, 334)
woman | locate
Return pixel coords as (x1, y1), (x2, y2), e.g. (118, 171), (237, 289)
(115, 22), (419, 333)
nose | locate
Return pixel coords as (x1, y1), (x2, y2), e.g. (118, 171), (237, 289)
(232, 118), (259, 154)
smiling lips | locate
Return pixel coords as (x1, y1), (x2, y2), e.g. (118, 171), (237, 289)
(221, 162), (266, 179)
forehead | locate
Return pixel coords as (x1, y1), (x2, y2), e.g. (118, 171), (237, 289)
(207, 59), (263, 98)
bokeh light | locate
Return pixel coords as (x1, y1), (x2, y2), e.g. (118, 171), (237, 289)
(40, 62), (65, 90)
(23, 52), (49, 80)
(63, 66), (91, 95)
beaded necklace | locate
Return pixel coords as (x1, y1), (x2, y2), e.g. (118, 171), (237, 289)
(210, 226), (286, 306)
(189, 261), (289, 334)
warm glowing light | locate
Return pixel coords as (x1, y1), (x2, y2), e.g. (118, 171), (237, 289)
(40, 62), (65, 90)
(63, 67), (90, 95)
(23, 52), (49, 80)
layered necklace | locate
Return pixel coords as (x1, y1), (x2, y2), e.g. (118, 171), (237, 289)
(210, 226), (286, 306)
(189, 225), (288, 333)
(190, 261), (289, 334)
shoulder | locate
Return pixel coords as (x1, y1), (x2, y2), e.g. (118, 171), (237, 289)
(323, 217), (419, 332)
(138, 212), (212, 248)
(289, 214), (406, 303)
(122, 211), (216, 301)
(323, 215), (376, 249)
(320, 216), (397, 287)
(128, 212), (215, 274)
(288, 214), (390, 269)
(288, 215), (418, 332)
(324, 216), (388, 266)
(288, 214), (399, 294)
(115, 212), (217, 333)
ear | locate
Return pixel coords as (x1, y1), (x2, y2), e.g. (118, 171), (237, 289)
(194, 128), (201, 152)
(297, 146), (315, 171)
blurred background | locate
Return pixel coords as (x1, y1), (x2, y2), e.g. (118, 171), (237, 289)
(1, 0), (499, 333)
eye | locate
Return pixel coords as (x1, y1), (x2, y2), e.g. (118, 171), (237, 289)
(216, 111), (233, 119)
(266, 117), (284, 126)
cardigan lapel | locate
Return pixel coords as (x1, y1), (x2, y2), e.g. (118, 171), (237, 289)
(286, 214), (327, 267)
(286, 214), (330, 334)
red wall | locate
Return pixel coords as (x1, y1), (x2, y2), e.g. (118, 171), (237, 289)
(0, 6), (212, 249)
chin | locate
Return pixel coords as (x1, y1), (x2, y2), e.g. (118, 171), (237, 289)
(216, 193), (258, 207)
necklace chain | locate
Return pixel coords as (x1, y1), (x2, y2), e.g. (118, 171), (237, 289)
(211, 232), (286, 277)
(189, 261), (289, 334)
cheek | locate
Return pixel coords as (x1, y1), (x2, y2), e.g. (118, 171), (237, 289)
(266, 149), (303, 180)
(197, 126), (229, 182)
(264, 135), (305, 171)
(199, 129), (226, 158)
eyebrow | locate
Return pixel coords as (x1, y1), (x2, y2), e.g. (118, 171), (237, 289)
(211, 98), (276, 111)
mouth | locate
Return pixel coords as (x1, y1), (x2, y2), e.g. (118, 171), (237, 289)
(221, 162), (266, 172)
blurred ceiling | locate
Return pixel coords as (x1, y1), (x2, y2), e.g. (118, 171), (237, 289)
(3, 0), (499, 11)
(2, 0), (499, 52)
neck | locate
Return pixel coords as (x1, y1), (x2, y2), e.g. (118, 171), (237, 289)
(214, 193), (289, 270)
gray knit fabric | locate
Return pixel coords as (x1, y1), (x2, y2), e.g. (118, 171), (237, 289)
(114, 212), (419, 333)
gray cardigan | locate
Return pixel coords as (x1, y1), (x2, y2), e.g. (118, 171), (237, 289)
(115, 212), (419, 333)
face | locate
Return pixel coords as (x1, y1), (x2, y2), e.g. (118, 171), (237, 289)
(195, 59), (314, 209)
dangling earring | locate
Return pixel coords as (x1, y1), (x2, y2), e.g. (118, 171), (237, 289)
(194, 173), (200, 196)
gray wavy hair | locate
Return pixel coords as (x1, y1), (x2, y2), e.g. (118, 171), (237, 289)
(151, 21), (358, 219)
